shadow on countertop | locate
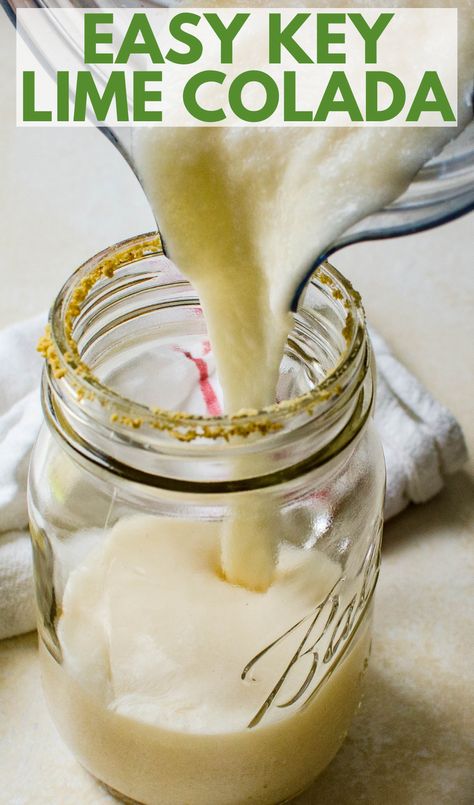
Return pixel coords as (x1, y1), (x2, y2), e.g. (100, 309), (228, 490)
(295, 666), (474, 805)
(382, 470), (474, 557)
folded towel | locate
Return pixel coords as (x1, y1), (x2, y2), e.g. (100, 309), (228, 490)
(0, 315), (46, 639)
(0, 315), (467, 640)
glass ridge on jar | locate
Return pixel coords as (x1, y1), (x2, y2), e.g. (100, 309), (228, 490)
(29, 232), (385, 805)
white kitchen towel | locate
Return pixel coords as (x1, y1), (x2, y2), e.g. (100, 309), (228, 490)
(0, 315), (468, 640)
(0, 315), (46, 639)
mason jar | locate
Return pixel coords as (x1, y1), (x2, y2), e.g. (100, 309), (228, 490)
(28, 232), (385, 805)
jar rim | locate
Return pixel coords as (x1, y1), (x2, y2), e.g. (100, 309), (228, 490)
(40, 231), (367, 442)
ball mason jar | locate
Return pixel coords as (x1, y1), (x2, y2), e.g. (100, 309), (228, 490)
(29, 232), (385, 805)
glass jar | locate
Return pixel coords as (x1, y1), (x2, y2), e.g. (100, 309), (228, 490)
(29, 232), (385, 805)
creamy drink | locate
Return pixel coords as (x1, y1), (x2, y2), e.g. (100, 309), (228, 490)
(40, 3), (473, 804)
(42, 515), (373, 805)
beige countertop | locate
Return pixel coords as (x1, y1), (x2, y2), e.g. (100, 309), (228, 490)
(1, 12), (473, 805)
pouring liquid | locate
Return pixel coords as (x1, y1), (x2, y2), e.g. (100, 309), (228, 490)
(133, 0), (474, 589)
